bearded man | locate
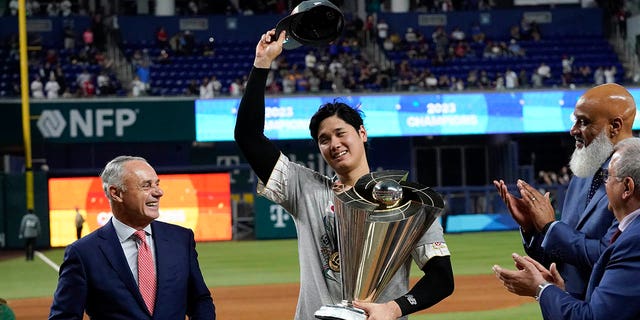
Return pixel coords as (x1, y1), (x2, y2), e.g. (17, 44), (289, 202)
(493, 83), (637, 300)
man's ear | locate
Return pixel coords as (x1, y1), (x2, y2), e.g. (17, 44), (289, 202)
(359, 125), (368, 142)
(109, 186), (123, 202)
(610, 117), (622, 138)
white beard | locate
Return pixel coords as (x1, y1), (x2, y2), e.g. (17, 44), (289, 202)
(569, 130), (613, 178)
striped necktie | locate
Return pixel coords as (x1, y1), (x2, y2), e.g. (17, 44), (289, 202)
(134, 230), (156, 314)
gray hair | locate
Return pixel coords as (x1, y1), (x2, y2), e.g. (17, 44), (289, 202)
(612, 137), (640, 194)
(100, 156), (148, 199)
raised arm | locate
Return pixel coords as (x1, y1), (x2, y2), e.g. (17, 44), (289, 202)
(234, 30), (286, 183)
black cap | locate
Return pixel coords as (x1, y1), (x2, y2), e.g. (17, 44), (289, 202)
(274, 0), (344, 50)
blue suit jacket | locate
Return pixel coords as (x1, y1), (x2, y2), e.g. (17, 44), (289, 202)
(523, 163), (619, 299)
(539, 216), (640, 319)
(49, 219), (215, 319)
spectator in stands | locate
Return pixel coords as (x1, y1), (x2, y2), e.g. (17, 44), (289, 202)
(82, 27), (94, 51)
(8, 0), (18, 15)
(466, 69), (479, 89)
(30, 75), (45, 99)
(493, 83), (636, 300)
(45, 73), (61, 99)
(509, 25), (521, 41)
(60, 0), (71, 16)
(305, 51), (317, 70)
(593, 66), (605, 85)
(452, 77), (464, 91)
(478, 70), (491, 89)
(518, 69), (529, 88)
(577, 65), (592, 84)
(230, 77), (244, 96)
(507, 39), (525, 57)
(505, 68), (518, 89)
(156, 26), (169, 49)
(557, 166), (571, 185)
(199, 77), (214, 99)
(80, 78), (96, 97)
(520, 17), (533, 40)
(210, 75), (222, 96)
(405, 27), (418, 43)
(531, 71), (543, 88)
(63, 26), (75, 50)
(376, 18), (389, 41)
(604, 66), (617, 83)
(562, 55), (574, 76)
(494, 73), (505, 90)
(536, 62), (551, 80)
(130, 75), (147, 97)
(187, 0), (199, 15)
(76, 68), (92, 88)
(183, 79), (198, 96)
(470, 22), (485, 43)
(97, 71), (113, 96)
(450, 26), (466, 41)
(135, 58), (150, 87)
(156, 49), (171, 64)
(47, 1), (60, 16)
(53, 65), (67, 96)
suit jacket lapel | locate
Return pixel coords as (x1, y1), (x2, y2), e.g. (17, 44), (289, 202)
(151, 221), (169, 308)
(577, 189), (606, 229)
(97, 220), (148, 311)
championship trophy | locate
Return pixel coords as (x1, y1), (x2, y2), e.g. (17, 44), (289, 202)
(314, 171), (445, 320)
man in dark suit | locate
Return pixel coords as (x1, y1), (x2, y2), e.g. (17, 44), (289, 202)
(492, 137), (640, 319)
(49, 156), (215, 319)
(493, 83), (636, 299)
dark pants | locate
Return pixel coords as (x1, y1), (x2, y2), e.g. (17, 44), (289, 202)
(25, 237), (36, 260)
(76, 227), (83, 240)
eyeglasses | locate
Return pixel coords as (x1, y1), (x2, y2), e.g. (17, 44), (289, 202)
(602, 169), (623, 183)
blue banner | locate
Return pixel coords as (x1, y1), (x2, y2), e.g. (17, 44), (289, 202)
(195, 88), (640, 142)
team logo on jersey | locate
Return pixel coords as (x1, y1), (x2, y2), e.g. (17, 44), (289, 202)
(329, 251), (340, 272)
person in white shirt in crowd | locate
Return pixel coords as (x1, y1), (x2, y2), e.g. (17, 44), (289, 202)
(505, 68), (518, 89)
(31, 75), (45, 99)
(229, 78), (243, 96)
(130, 75), (147, 97)
(44, 73), (60, 99)
(536, 62), (551, 79)
(376, 19), (389, 40)
(210, 75), (222, 96)
(450, 26), (466, 41)
(604, 65), (617, 83)
(594, 66), (605, 85)
(305, 51), (317, 70)
(199, 77), (214, 99)
(60, 0), (72, 16)
(9, 0), (18, 15)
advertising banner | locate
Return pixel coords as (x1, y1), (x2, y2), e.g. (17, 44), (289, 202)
(48, 172), (231, 247)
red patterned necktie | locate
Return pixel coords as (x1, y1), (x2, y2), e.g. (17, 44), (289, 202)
(134, 230), (156, 314)
(610, 228), (622, 245)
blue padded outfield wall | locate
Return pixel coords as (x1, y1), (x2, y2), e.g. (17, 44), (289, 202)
(0, 7), (602, 47)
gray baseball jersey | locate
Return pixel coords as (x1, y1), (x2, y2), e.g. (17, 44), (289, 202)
(258, 153), (450, 320)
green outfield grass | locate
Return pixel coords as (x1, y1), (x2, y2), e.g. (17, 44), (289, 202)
(0, 230), (541, 319)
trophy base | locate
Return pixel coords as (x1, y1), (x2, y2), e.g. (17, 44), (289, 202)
(314, 305), (366, 320)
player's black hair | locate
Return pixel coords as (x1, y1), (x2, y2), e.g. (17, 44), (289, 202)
(309, 100), (368, 149)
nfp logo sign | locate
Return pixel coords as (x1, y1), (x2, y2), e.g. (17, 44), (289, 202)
(37, 108), (137, 139)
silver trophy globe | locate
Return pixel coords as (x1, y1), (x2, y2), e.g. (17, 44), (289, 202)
(314, 171), (445, 320)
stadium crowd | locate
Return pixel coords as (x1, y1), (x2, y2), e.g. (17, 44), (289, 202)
(1, 0), (630, 99)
